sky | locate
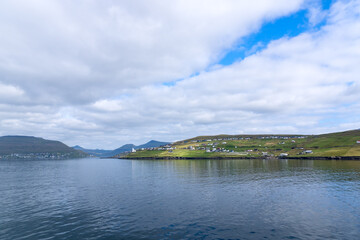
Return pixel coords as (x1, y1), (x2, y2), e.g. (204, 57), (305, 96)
(1, 0), (360, 149)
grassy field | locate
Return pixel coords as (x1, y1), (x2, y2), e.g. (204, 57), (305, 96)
(122, 130), (360, 159)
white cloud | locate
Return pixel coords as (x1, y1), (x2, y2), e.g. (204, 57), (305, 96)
(0, 0), (303, 105)
(1, 0), (360, 148)
(0, 82), (24, 102)
(93, 99), (123, 112)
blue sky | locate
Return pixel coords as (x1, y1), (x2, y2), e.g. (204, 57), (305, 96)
(167, 0), (333, 87)
(220, 0), (332, 65)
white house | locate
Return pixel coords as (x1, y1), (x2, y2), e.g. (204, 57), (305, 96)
(357, 140), (360, 144)
(131, 148), (136, 153)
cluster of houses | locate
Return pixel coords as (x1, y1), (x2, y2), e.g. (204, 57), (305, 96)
(279, 140), (297, 145)
(185, 145), (233, 153)
(0, 152), (81, 159)
(132, 135), (318, 156)
(135, 144), (175, 152)
(186, 135), (307, 144)
(127, 137), (359, 157)
(208, 147), (233, 153)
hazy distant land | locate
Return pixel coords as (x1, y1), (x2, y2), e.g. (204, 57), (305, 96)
(73, 140), (170, 157)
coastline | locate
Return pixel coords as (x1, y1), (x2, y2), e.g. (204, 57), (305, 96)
(120, 156), (360, 160)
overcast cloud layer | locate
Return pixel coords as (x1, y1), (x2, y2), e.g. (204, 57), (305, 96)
(1, 0), (359, 148)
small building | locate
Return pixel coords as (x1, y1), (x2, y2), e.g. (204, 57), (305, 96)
(131, 148), (136, 153)
(304, 150), (313, 154)
(279, 153), (288, 157)
(357, 140), (360, 144)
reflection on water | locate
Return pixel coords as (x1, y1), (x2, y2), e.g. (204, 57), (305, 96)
(1, 158), (360, 239)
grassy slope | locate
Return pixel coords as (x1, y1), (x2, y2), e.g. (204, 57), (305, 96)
(124, 130), (360, 159)
(304, 130), (360, 157)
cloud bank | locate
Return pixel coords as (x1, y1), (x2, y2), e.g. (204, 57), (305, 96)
(1, 0), (359, 148)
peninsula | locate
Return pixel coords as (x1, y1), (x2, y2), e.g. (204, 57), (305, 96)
(120, 129), (360, 160)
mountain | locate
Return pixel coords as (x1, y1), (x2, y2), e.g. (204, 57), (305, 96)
(72, 145), (113, 157)
(106, 144), (136, 157)
(137, 140), (170, 149)
(0, 136), (88, 159)
(72, 144), (135, 157)
(73, 140), (170, 157)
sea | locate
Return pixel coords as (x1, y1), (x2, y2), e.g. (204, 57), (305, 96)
(1, 158), (360, 239)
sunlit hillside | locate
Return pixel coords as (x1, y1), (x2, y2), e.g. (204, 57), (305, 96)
(122, 130), (360, 159)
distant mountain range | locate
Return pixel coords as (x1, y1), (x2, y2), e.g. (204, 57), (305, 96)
(73, 140), (170, 157)
(0, 136), (88, 159)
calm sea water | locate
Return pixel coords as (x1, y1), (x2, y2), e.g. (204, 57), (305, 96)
(1, 158), (360, 240)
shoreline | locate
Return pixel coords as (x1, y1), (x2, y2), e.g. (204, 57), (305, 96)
(120, 156), (360, 160)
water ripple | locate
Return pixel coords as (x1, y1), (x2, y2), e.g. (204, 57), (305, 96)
(1, 158), (360, 239)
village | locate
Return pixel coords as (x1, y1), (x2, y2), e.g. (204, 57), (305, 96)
(127, 135), (318, 158)
(124, 130), (360, 159)
(0, 152), (84, 160)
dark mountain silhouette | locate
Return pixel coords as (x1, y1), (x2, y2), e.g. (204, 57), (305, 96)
(0, 136), (88, 158)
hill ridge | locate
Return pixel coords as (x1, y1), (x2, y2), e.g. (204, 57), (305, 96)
(0, 136), (88, 159)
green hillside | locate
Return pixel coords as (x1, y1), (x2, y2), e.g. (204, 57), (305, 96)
(0, 136), (88, 159)
(122, 130), (360, 159)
